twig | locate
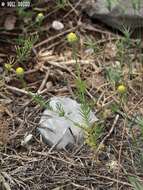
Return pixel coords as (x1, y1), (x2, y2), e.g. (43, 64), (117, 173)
(96, 114), (119, 153)
(6, 85), (32, 95)
(116, 119), (127, 190)
(0, 173), (11, 190)
(64, 0), (82, 18)
(34, 27), (77, 48)
(37, 69), (50, 93)
(91, 174), (132, 187)
(6, 85), (45, 96)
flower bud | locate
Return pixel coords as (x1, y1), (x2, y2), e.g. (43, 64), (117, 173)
(117, 84), (126, 94)
(16, 67), (24, 77)
(35, 13), (44, 23)
(67, 32), (78, 44)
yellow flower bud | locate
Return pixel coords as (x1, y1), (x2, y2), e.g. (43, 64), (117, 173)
(5, 63), (12, 71)
(16, 67), (24, 77)
(117, 84), (126, 94)
(35, 13), (44, 23)
(67, 32), (78, 44)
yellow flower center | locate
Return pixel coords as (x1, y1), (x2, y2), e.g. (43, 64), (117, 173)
(67, 32), (78, 44)
(16, 67), (24, 77)
(36, 13), (44, 22)
(117, 84), (126, 94)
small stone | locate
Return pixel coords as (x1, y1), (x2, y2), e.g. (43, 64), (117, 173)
(52, 20), (64, 30)
(4, 15), (16, 31)
(21, 134), (33, 146)
(115, 61), (121, 67)
(85, 48), (94, 54)
(46, 81), (53, 89)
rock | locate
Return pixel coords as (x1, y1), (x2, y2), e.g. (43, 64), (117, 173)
(4, 15), (16, 30)
(38, 97), (98, 149)
(84, 48), (94, 55)
(52, 20), (64, 30)
(82, 0), (143, 31)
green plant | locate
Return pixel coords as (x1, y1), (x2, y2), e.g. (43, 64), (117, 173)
(84, 36), (99, 54)
(129, 176), (143, 190)
(4, 57), (16, 73)
(17, 8), (32, 19)
(16, 0), (32, 17)
(67, 33), (89, 114)
(56, 103), (65, 117)
(30, 93), (51, 109)
(116, 26), (133, 77)
(16, 35), (38, 63)
(105, 66), (122, 86)
(56, 0), (69, 9)
(80, 102), (91, 126)
(35, 12), (45, 30)
(84, 122), (103, 148)
(121, 26), (132, 47)
(131, 0), (141, 12)
(116, 39), (126, 67)
(67, 32), (103, 148)
(106, 0), (118, 11)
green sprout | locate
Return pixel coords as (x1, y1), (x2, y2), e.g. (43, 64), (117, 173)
(56, 103), (65, 117)
(56, 0), (69, 9)
(16, 35), (38, 63)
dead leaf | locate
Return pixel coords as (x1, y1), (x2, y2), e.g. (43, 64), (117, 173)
(86, 74), (105, 89)
(104, 43), (117, 60)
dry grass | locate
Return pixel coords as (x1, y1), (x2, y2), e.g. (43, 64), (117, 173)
(0, 1), (143, 189)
